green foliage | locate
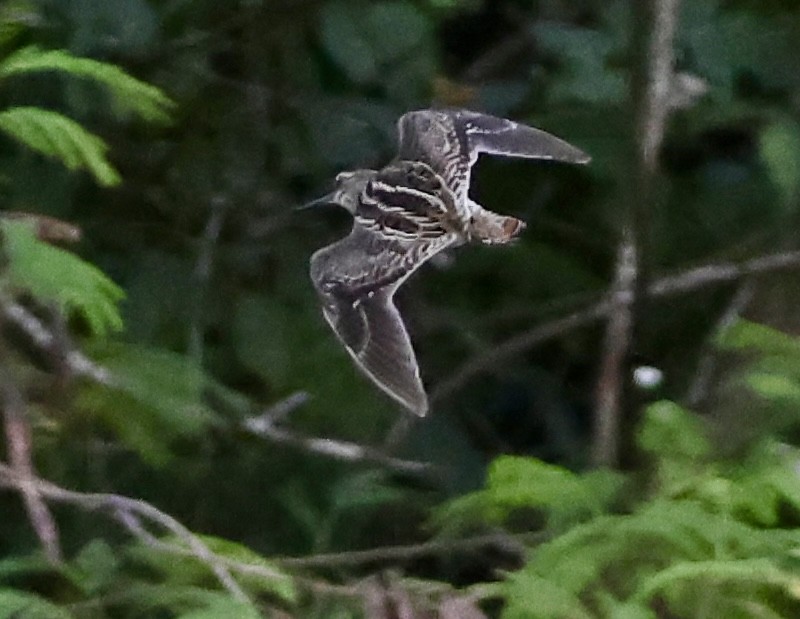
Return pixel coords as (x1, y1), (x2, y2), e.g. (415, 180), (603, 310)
(2, 0), (800, 617)
(0, 589), (72, 619)
(1, 219), (124, 335)
(759, 116), (800, 209)
(533, 20), (626, 105)
(0, 1), (35, 49)
(0, 107), (121, 186)
(474, 398), (800, 618)
(0, 46), (174, 123)
(0, 539), (277, 618)
(319, 1), (434, 104)
(434, 456), (624, 533)
(0, 45), (173, 185)
(128, 535), (295, 604)
(76, 343), (222, 465)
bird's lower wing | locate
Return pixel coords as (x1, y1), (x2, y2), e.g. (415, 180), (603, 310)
(322, 285), (428, 416)
(311, 226), (458, 416)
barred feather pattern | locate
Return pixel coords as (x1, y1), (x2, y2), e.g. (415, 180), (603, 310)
(309, 108), (590, 416)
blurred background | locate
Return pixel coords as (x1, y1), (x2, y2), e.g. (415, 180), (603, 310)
(2, 0), (800, 617)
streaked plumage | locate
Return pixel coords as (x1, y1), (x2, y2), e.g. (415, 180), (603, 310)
(308, 109), (590, 416)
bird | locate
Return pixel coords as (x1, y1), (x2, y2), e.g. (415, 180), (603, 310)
(308, 109), (590, 417)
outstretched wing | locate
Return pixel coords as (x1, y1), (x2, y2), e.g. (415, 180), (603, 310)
(310, 225), (457, 416)
(396, 108), (590, 200)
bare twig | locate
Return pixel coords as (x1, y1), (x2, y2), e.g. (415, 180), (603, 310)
(0, 463), (249, 603)
(245, 394), (441, 479)
(189, 195), (227, 366)
(592, 234), (639, 466)
(591, 0), (682, 466)
(431, 250), (800, 403)
(0, 296), (113, 386)
(0, 349), (62, 563)
(685, 280), (755, 407)
(275, 531), (539, 569)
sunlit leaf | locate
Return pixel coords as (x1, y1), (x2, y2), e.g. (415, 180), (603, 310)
(0, 46), (174, 123)
(1, 219), (124, 335)
(638, 400), (710, 460)
(0, 107), (121, 186)
(759, 116), (800, 209)
(0, 589), (73, 619)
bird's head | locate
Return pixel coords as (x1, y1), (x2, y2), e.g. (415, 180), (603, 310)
(300, 169), (377, 214)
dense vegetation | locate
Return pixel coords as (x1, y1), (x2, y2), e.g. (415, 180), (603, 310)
(1, 0), (800, 617)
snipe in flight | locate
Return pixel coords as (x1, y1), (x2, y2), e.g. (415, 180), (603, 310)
(308, 109), (589, 417)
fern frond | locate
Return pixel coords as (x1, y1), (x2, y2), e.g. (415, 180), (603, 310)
(633, 558), (797, 605)
(0, 46), (174, 123)
(1, 220), (124, 336)
(0, 106), (121, 186)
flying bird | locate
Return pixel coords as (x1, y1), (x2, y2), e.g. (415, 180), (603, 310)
(308, 109), (590, 416)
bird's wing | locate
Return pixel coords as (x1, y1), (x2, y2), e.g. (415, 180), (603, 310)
(396, 109), (590, 200)
(310, 225), (457, 416)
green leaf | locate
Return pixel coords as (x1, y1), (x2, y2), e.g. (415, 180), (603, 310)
(77, 343), (221, 465)
(0, 46), (174, 123)
(0, 107), (121, 186)
(329, 470), (406, 514)
(486, 456), (622, 524)
(759, 116), (800, 209)
(128, 535), (295, 604)
(633, 558), (797, 605)
(533, 23), (626, 105)
(502, 571), (593, 619)
(1, 220), (124, 335)
(637, 401), (710, 461)
(176, 599), (262, 619)
(233, 294), (291, 388)
(71, 539), (120, 594)
(0, 589), (73, 619)
(434, 456), (623, 531)
(319, 1), (431, 84)
(319, 2), (377, 83)
(191, 536), (296, 603)
(747, 373), (800, 404)
(0, 1), (37, 49)
(111, 583), (235, 615)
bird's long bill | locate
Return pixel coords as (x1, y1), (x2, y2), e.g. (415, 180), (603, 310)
(296, 192), (337, 211)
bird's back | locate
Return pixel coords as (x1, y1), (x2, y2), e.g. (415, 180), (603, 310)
(354, 160), (463, 241)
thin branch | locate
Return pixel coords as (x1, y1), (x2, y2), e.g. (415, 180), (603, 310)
(189, 195), (227, 366)
(0, 350), (62, 563)
(685, 280), (755, 408)
(431, 249), (800, 403)
(0, 463), (250, 603)
(275, 531), (539, 569)
(0, 295), (113, 386)
(245, 394), (441, 479)
(591, 0), (682, 467)
(592, 234), (638, 466)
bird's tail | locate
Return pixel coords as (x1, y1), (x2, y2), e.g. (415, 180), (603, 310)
(471, 209), (526, 244)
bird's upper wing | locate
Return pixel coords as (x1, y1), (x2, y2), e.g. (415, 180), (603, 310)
(396, 109), (590, 200)
(310, 225), (457, 416)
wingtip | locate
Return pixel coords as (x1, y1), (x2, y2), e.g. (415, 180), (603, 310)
(394, 390), (429, 417)
(410, 399), (429, 417)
